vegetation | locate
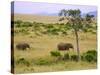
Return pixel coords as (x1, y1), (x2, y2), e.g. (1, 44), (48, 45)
(16, 58), (30, 66)
(63, 53), (70, 60)
(15, 50), (97, 68)
(70, 55), (78, 61)
(50, 51), (61, 57)
(82, 50), (97, 62)
(12, 9), (97, 73)
(34, 58), (50, 65)
(12, 19), (96, 36)
(58, 9), (95, 61)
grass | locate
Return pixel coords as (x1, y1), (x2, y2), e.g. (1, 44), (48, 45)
(14, 60), (97, 74)
(14, 52), (97, 74)
(14, 33), (96, 73)
(13, 32), (97, 73)
(12, 14), (97, 73)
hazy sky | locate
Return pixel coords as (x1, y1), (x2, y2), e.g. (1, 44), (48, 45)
(12, 1), (97, 15)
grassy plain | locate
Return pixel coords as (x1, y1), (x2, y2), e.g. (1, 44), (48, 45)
(13, 14), (97, 73)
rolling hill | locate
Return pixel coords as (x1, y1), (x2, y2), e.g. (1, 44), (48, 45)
(12, 14), (63, 23)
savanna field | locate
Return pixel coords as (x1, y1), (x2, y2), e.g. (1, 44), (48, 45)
(11, 14), (97, 74)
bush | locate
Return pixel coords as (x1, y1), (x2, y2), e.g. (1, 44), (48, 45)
(87, 50), (97, 62)
(35, 58), (49, 65)
(16, 58), (30, 66)
(86, 50), (97, 56)
(20, 28), (30, 35)
(62, 31), (68, 35)
(63, 53), (70, 60)
(14, 20), (23, 27)
(50, 51), (61, 57)
(71, 55), (78, 61)
(84, 54), (94, 62)
(83, 28), (88, 33)
(82, 50), (97, 62)
(22, 22), (33, 27)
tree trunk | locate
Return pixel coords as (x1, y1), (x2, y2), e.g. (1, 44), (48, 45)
(74, 29), (80, 61)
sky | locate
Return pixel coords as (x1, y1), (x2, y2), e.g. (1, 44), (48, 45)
(11, 1), (97, 15)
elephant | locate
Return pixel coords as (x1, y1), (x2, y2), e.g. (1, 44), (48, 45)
(16, 43), (30, 50)
(57, 42), (74, 51)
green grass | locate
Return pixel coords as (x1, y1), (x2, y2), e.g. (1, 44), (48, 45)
(14, 59), (97, 74)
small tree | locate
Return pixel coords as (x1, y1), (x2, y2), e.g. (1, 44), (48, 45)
(59, 9), (94, 61)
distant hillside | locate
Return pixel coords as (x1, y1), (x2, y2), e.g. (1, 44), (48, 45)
(12, 14), (67, 23)
(12, 12), (97, 23)
(36, 12), (58, 16)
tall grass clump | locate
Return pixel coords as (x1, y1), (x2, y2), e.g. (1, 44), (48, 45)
(16, 58), (30, 66)
(50, 51), (61, 57)
(71, 55), (78, 62)
(34, 58), (49, 65)
(63, 53), (70, 60)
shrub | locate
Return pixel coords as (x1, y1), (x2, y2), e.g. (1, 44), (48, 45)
(83, 28), (88, 33)
(63, 53), (70, 60)
(84, 54), (94, 62)
(15, 20), (23, 27)
(62, 31), (68, 35)
(82, 50), (97, 62)
(71, 55), (78, 61)
(20, 28), (30, 34)
(87, 50), (97, 62)
(22, 22), (33, 27)
(50, 51), (61, 57)
(47, 28), (59, 35)
(16, 58), (30, 66)
(86, 50), (97, 56)
(35, 58), (49, 65)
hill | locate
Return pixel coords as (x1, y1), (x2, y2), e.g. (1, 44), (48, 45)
(12, 14), (65, 23)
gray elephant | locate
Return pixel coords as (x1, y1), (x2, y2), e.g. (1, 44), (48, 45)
(57, 42), (74, 51)
(16, 43), (30, 50)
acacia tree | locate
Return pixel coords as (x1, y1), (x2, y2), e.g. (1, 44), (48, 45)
(58, 9), (94, 61)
